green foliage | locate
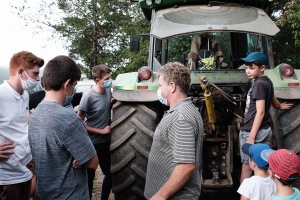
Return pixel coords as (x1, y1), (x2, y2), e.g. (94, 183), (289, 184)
(273, 22), (300, 68)
(273, 0), (300, 68)
(15, 0), (150, 77)
(167, 35), (190, 62)
(276, 0), (300, 45)
(14, 0), (300, 71)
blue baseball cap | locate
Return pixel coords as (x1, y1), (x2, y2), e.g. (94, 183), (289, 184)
(242, 143), (274, 169)
(240, 52), (268, 66)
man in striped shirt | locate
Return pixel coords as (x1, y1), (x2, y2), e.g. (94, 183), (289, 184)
(144, 62), (203, 200)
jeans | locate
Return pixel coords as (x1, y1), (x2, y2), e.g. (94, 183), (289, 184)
(87, 141), (112, 200)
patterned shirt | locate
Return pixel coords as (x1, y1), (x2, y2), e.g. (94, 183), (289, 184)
(144, 98), (203, 200)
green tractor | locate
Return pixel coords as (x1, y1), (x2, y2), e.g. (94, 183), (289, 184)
(111, 1), (300, 199)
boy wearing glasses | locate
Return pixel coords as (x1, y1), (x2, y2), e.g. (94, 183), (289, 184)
(238, 143), (276, 200)
(239, 52), (292, 183)
(268, 149), (300, 200)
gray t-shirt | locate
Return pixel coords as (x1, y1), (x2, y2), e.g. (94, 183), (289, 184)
(144, 98), (203, 200)
(29, 101), (96, 200)
(78, 88), (111, 144)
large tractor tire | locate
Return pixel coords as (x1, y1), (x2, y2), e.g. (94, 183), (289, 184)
(270, 99), (300, 188)
(110, 101), (161, 200)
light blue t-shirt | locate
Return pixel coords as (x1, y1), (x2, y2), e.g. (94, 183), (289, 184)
(271, 187), (300, 200)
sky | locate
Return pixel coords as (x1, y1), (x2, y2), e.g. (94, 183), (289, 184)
(0, 1), (68, 68)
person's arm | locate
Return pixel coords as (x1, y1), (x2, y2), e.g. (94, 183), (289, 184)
(77, 110), (87, 121)
(64, 118), (98, 170)
(247, 99), (265, 144)
(0, 142), (15, 161)
(150, 163), (195, 200)
(77, 110), (111, 135)
(85, 125), (111, 135)
(85, 154), (98, 170)
(240, 195), (249, 200)
(72, 155), (98, 170)
(272, 94), (293, 110)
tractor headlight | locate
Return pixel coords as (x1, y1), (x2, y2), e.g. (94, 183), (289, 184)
(146, 0), (152, 6)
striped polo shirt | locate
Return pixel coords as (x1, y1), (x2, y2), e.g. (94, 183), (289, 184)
(144, 97), (203, 199)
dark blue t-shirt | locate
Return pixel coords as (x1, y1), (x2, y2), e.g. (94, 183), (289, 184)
(241, 76), (274, 132)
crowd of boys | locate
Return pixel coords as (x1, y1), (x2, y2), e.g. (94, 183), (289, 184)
(0, 51), (113, 200)
(0, 50), (300, 200)
(237, 52), (299, 200)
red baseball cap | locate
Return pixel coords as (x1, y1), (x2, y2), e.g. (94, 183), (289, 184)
(268, 149), (300, 181)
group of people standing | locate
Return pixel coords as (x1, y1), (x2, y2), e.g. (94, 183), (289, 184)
(0, 51), (113, 200)
(236, 52), (300, 200)
(0, 50), (300, 200)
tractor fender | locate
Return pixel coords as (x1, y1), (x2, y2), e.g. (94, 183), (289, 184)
(113, 89), (158, 102)
(274, 88), (300, 99)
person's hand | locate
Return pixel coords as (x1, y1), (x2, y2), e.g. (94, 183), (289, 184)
(73, 159), (81, 168)
(0, 142), (15, 160)
(101, 126), (111, 134)
(111, 97), (116, 105)
(280, 102), (293, 110)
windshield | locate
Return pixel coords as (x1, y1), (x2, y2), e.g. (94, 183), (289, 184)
(162, 32), (269, 70)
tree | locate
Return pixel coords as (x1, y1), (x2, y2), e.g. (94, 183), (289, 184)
(272, 0), (300, 68)
(14, 0), (150, 77)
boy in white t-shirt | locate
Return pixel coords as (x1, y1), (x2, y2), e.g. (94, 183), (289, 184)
(237, 143), (276, 200)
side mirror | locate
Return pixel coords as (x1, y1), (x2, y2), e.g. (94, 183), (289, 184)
(130, 35), (140, 52)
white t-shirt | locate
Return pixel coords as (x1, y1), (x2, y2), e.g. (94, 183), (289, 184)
(0, 81), (32, 185)
(238, 176), (276, 200)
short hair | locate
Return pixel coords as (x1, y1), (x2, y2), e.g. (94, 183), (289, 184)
(9, 51), (44, 75)
(276, 173), (299, 186)
(92, 65), (111, 80)
(42, 55), (81, 91)
(158, 62), (191, 94)
(249, 157), (268, 171)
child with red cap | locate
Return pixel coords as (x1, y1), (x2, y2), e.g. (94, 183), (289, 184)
(237, 143), (276, 200)
(268, 149), (300, 200)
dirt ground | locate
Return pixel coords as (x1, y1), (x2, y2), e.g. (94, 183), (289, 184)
(89, 166), (300, 200)
(92, 166), (239, 200)
(91, 166), (115, 200)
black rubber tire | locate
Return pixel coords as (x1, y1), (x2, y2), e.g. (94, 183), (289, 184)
(110, 101), (161, 200)
(270, 99), (300, 154)
(270, 99), (300, 188)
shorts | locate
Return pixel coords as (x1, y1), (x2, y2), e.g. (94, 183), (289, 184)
(239, 127), (272, 164)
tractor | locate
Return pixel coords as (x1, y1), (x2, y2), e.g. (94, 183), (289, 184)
(111, 1), (300, 199)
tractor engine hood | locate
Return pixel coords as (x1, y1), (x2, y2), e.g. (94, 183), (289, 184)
(151, 5), (279, 39)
